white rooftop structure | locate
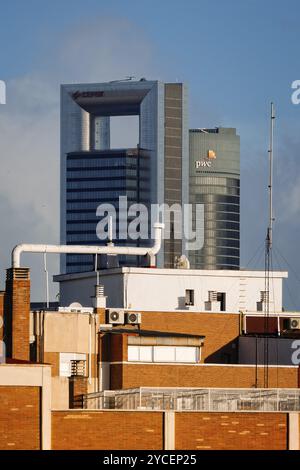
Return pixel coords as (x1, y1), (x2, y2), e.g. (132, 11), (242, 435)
(54, 267), (288, 313)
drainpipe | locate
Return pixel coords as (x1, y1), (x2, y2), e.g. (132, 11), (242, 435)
(88, 313), (92, 386)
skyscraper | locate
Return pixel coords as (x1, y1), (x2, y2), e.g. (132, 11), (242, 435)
(189, 128), (240, 270)
(61, 80), (188, 273)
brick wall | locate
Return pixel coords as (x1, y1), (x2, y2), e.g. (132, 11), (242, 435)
(175, 412), (288, 450)
(44, 352), (60, 376)
(111, 363), (299, 389)
(4, 268), (30, 361)
(0, 386), (40, 450)
(69, 377), (88, 408)
(51, 409), (293, 450)
(52, 410), (163, 450)
(139, 312), (240, 362)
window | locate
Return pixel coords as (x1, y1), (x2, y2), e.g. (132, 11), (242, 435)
(127, 346), (152, 362)
(185, 289), (194, 306)
(217, 292), (226, 311)
(59, 353), (87, 377)
(153, 346), (175, 362)
(206, 291), (226, 312)
(127, 346), (200, 363)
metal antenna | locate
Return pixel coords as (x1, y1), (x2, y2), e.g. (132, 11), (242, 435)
(264, 102), (275, 388)
(267, 102), (275, 251)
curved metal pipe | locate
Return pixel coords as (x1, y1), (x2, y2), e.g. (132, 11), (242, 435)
(12, 223), (164, 268)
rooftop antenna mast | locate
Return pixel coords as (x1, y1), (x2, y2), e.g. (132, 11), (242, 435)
(268, 102), (275, 251)
(264, 102), (275, 388)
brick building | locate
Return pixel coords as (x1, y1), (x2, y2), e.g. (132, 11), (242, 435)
(1, 266), (300, 449)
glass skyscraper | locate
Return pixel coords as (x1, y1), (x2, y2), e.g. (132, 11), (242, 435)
(60, 80), (189, 273)
(189, 128), (240, 270)
(66, 148), (151, 272)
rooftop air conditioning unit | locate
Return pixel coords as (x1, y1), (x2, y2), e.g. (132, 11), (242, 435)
(107, 309), (125, 325)
(126, 312), (142, 325)
(287, 318), (300, 330)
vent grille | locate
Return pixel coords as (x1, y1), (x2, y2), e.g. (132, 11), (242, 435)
(95, 285), (104, 297)
(208, 291), (218, 301)
(6, 268), (30, 281)
(70, 360), (86, 377)
(260, 291), (269, 302)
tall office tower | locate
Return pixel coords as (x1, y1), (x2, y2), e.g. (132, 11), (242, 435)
(189, 128), (240, 270)
(61, 80), (188, 273)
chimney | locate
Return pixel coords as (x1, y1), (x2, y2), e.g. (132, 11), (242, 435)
(4, 268), (30, 361)
(92, 284), (107, 320)
(0, 291), (5, 342)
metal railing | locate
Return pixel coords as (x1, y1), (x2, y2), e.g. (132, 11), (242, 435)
(82, 387), (300, 412)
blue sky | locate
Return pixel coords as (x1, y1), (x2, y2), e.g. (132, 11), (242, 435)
(0, 0), (300, 306)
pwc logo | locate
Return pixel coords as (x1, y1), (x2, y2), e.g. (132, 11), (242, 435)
(0, 80), (6, 104)
(195, 149), (217, 169)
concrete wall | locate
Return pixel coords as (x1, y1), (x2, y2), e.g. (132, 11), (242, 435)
(41, 311), (99, 405)
(55, 268), (286, 313)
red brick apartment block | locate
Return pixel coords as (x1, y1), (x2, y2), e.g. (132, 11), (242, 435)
(4, 268), (30, 361)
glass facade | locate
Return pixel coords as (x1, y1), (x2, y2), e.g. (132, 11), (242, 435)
(189, 128), (240, 270)
(66, 149), (151, 273)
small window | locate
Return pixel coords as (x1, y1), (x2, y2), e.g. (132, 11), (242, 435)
(59, 353), (87, 377)
(185, 289), (194, 306)
(128, 346), (152, 362)
(128, 345), (139, 362)
(139, 346), (152, 362)
(153, 346), (176, 362)
(175, 346), (199, 363)
(127, 345), (200, 363)
(217, 292), (226, 311)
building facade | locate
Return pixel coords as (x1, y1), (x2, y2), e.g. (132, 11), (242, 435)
(2, 266), (300, 450)
(61, 80), (189, 273)
(189, 128), (240, 270)
(54, 267), (286, 313)
(66, 147), (151, 271)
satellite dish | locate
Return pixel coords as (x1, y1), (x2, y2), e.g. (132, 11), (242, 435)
(175, 255), (190, 269)
(69, 302), (83, 309)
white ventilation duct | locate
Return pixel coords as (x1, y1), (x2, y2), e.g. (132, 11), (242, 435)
(12, 223), (164, 268)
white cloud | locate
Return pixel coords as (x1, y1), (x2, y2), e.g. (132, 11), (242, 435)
(0, 16), (159, 300)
